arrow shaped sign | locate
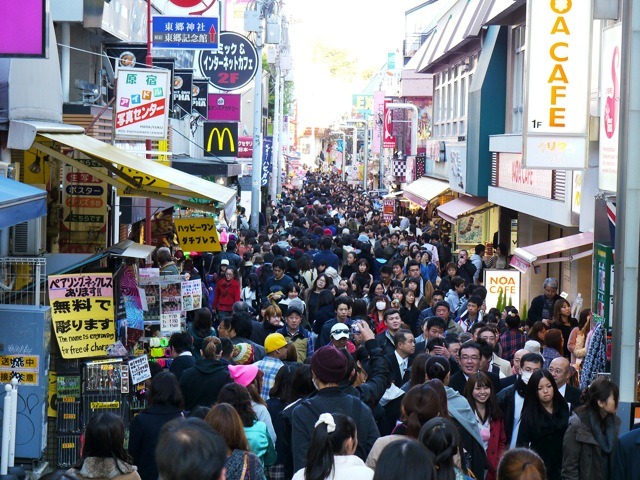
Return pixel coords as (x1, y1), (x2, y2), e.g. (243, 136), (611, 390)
(209, 24), (217, 44)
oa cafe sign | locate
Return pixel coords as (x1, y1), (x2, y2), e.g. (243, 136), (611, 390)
(523, 0), (592, 170)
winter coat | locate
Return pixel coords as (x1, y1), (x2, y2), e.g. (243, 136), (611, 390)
(68, 458), (140, 480)
(291, 387), (380, 472)
(225, 449), (265, 480)
(128, 404), (184, 480)
(485, 417), (507, 480)
(179, 358), (231, 410)
(213, 277), (240, 312)
(562, 411), (620, 480)
(245, 420), (277, 467)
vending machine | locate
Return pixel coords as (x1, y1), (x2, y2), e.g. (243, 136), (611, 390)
(0, 305), (51, 459)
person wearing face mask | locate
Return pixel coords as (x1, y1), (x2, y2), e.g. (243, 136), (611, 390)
(496, 352), (543, 448)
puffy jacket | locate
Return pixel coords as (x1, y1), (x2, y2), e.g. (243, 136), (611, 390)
(213, 277), (240, 312)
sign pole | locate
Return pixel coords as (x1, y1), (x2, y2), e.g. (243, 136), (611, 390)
(250, 0), (265, 230)
(145, 0), (153, 246)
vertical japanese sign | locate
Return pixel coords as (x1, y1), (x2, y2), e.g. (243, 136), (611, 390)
(172, 69), (194, 119)
(383, 98), (397, 149)
(237, 137), (253, 158)
(598, 24), (622, 192)
(60, 159), (109, 254)
(174, 217), (221, 252)
(372, 91), (384, 154)
(262, 136), (273, 186)
(192, 79), (209, 118)
(523, 0), (592, 169)
(593, 243), (614, 328)
(115, 67), (171, 140)
(48, 274), (115, 359)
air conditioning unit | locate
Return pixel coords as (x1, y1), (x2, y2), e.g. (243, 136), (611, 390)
(11, 216), (46, 256)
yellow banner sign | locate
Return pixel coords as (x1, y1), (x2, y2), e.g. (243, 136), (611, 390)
(174, 217), (221, 252)
(48, 273), (116, 359)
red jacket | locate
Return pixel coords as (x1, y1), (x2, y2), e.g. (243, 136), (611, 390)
(486, 417), (507, 480)
(213, 277), (240, 312)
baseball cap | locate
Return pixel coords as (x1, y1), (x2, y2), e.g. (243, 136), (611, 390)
(264, 333), (288, 354)
(330, 323), (350, 340)
(220, 259), (230, 266)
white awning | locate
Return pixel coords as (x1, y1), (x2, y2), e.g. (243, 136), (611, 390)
(510, 231), (594, 273)
(402, 177), (450, 208)
(437, 196), (489, 224)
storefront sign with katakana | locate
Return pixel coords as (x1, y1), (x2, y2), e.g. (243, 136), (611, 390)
(174, 217), (221, 252)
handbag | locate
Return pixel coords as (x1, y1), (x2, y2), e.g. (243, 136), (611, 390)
(239, 451), (250, 480)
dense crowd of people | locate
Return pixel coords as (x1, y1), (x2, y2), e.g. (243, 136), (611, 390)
(46, 174), (638, 480)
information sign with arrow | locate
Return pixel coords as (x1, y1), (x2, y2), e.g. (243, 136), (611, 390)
(152, 16), (219, 49)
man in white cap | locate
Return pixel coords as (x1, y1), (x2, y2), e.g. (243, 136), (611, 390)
(330, 322), (351, 350)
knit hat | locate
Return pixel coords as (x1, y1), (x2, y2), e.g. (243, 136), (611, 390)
(228, 364), (259, 387)
(232, 343), (255, 365)
(323, 228), (333, 236)
(311, 346), (347, 383)
(524, 340), (542, 355)
(286, 301), (304, 317)
(264, 333), (287, 354)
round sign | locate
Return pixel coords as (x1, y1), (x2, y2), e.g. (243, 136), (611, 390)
(198, 31), (259, 92)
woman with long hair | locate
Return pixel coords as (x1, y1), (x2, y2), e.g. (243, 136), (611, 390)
(419, 417), (468, 480)
(187, 307), (216, 360)
(350, 258), (374, 292)
(406, 277), (430, 311)
(68, 413), (140, 480)
(516, 370), (570, 480)
(298, 254), (317, 295)
(307, 276), (333, 332)
(567, 308), (592, 370)
(399, 288), (421, 335)
(241, 273), (261, 312)
(464, 372), (506, 480)
(497, 448), (546, 480)
(128, 371), (185, 480)
(549, 298), (577, 359)
(542, 329), (563, 369)
(312, 288), (336, 335)
(562, 376), (620, 480)
(366, 383), (442, 468)
(372, 438), (434, 480)
(527, 321), (548, 347)
(204, 403), (265, 480)
(218, 383), (276, 468)
(367, 295), (390, 334)
(292, 413), (373, 480)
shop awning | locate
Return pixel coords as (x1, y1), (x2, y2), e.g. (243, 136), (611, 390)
(437, 196), (488, 224)
(402, 177), (450, 208)
(0, 176), (47, 229)
(8, 120), (237, 213)
(510, 231), (594, 273)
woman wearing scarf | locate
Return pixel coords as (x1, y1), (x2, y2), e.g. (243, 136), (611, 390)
(562, 377), (620, 480)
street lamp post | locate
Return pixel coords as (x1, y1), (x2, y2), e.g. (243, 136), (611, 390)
(249, 0), (265, 230)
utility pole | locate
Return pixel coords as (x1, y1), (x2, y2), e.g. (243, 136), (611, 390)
(249, 0), (265, 230)
(269, 43), (281, 202)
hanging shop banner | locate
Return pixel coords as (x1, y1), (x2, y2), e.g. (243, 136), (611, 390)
(207, 93), (241, 121)
(262, 136), (273, 187)
(48, 273), (115, 359)
(484, 270), (521, 312)
(192, 79), (209, 118)
(203, 121), (238, 157)
(598, 24), (622, 193)
(172, 69), (194, 119)
(174, 217), (221, 252)
(115, 67), (171, 140)
(152, 16), (219, 49)
(593, 243), (614, 328)
(383, 98), (397, 149)
(383, 198), (395, 222)
(197, 31), (259, 91)
(372, 91), (384, 154)
(352, 94), (373, 118)
(523, 0), (592, 169)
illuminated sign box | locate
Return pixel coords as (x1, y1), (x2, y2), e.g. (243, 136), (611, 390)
(0, 0), (47, 58)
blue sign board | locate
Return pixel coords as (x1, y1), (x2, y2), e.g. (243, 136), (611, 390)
(152, 16), (219, 49)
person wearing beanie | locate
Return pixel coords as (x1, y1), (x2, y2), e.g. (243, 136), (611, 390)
(253, 333), (287, 401)
(277, 303), (314, 362)
(291, 346), (380, 473)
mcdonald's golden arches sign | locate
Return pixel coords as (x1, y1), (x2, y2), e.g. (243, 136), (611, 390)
(203, 122), (238, 157)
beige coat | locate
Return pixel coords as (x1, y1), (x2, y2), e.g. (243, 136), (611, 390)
(68, 457), (141, 480)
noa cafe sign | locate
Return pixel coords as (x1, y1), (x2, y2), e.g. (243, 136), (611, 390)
(484, 270), (521, 312)
(523, 0), (592, 170)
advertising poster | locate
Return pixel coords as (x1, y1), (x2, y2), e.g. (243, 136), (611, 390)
(174, 217), (221, 252)
(160, 278), (182, 332)
(128, 355), (152, 385)
(48, 274), (115, 359)
(115, 66), (171, 140)
(593, 243), (614, 328)
(181, 279), (202, 311)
